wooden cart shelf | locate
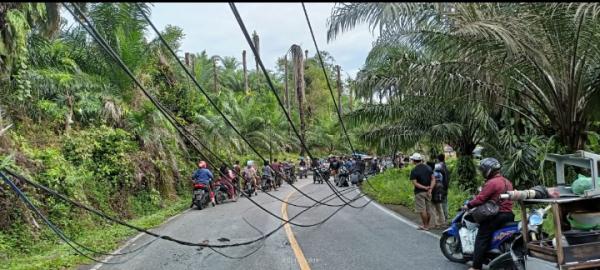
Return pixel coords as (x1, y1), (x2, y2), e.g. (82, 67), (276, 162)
(520, 197), (600, 269)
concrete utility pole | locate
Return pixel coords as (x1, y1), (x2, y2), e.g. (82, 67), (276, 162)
(185, 52), (190, 67)
(242, 50), (248, 93)
(336, 65), (342, 115)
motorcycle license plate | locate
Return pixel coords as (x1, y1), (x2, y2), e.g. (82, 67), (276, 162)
(194, 190), (203, 196)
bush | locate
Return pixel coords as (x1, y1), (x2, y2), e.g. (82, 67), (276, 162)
(456, 155), (479, 193)
(362, 165), (472, 219)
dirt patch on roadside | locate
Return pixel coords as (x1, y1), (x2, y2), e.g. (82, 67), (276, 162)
(381, 203), (445, 235)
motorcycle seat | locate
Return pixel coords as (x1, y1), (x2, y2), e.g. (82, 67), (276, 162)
(501, 221), (519, 228)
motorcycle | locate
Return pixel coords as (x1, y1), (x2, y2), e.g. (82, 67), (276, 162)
(350, 171), (364, 186)
(313, 167), (328, 184)
(487, 204), (552, 270)
(298, 165), (308, 179)
(336, 167), (350, 187)
(192, 183), (214, 210)
(213, 179), (237, 205)
(242, 177), (256, 197)
(284, 166), (296, 184)
(261, 175), (274, 192)
(440, 200), (520, 265)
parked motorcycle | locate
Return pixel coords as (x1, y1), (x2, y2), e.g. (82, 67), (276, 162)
(440, 200), (520, 265)
(192, 183), (214, 210)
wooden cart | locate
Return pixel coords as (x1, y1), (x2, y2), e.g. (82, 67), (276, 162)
(519, 151), (600, 269)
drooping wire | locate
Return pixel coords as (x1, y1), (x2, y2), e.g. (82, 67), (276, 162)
(0, 3), (375, 263)
(137, 2), (369, 209)
(62, 3), (334, 223)
(0, 171), (152, 264)
(300, 2), (380, 194)
(228, 2), (372, 208)
(3, 168), (366, 248)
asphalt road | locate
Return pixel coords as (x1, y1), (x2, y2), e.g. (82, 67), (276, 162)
(81, 178), (466, 270)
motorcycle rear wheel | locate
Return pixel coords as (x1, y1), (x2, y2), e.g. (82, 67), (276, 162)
(440, 233), (468, 263)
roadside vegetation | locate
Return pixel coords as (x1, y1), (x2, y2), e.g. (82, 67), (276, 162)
(0, 3), (357, 269)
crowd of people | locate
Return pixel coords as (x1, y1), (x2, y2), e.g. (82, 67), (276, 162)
(190, 158), (303, 204)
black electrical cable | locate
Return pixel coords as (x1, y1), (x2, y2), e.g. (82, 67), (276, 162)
(228, 2), (371, 208)
(3, 168), (366, 248)
(137, 2), (368, 209)
(0, 171), (147, 264)
(300, 2), (380, 196)
(62, 3), (333, 223)
(300, 2), (355, 155)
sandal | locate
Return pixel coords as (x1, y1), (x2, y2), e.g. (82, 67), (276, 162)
(417, 226), (429, 231)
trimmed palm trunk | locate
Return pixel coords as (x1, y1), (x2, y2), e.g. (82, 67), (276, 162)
(252, 31), (260, 72)
(242, 50), (248, 93)
(336, 65), (342, 115)
(212, 57), (219, 94)
(291, 45), (306, 155)
(284, 54), (289, 113)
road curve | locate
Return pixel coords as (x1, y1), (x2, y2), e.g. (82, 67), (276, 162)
(80, 178), (465, 270)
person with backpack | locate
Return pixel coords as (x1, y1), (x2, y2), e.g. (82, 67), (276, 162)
(437, 154), (451, 221)
(431, 163), (446, 228)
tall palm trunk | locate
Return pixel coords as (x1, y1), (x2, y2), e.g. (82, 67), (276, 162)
(242, 50), (248, 93)
(252, 31), (260, 72)
(212, 57), (219, 94)
(336, 65), (342, 115)
(291, 45), (306, 155)
(284, 54), (289, 113)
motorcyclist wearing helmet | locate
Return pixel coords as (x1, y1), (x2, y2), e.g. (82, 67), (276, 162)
(461, 158), (514, 270)
(192, 161), (215, 204)
(262, 160), (276, 191)
(243, 160), (259, 196)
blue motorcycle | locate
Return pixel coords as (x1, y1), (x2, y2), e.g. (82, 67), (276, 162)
(440, 201), (520, 265)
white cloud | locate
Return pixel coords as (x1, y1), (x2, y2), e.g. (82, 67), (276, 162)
(148, 3), (377, 80)
(62, 3), (377, 80)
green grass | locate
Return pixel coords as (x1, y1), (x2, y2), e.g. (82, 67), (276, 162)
(1, 196), (190, 270)
(362, 167), (470, 219)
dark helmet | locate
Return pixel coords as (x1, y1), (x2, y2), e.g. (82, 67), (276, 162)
(479, 158), (502, 179)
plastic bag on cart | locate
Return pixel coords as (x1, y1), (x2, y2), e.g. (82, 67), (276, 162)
(459, 227), (478, 254)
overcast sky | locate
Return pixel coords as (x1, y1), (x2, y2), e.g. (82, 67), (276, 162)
(145, 3), (377, 80)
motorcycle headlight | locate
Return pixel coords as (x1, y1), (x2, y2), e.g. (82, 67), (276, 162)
(528, 213), (543, 226)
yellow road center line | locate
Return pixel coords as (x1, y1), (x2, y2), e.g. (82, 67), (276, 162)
(282, 186), (312, 270)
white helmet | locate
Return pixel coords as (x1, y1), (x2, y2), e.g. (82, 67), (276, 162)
(410, 153), (423, 161)
(247, 160), (254, 167)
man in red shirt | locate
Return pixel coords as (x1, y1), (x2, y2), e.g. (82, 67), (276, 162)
(462, 158), (514, 270)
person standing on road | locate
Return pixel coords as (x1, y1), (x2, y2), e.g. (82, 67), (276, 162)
(243, 161), (259, 196)
(437, 154), (451, 221)
(432, 163), (446, 228)
(409, 153), (436, 231)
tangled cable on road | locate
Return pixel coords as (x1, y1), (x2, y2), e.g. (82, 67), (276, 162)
(0, 2), (381, 263)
